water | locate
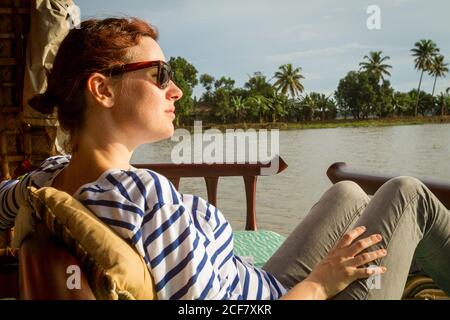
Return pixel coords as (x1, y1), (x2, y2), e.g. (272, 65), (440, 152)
(131, 123), (450, 237)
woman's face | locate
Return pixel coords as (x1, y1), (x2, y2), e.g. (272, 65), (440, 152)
(111, 36), (183, 145)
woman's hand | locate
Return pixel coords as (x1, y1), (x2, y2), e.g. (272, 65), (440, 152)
(304, 226), (387, 299)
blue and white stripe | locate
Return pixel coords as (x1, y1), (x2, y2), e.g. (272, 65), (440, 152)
(0, 155), (287, 299)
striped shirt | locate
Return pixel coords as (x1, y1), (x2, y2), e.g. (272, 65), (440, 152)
(0, 155), (287, 300)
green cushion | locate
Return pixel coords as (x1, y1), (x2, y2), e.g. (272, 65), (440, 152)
(233, 230), (286, 268)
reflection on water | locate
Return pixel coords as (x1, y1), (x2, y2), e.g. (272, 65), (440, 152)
(132, 123), (450, 237)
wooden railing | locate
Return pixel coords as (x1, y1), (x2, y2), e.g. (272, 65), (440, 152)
(327, 162), (450, 209)
(133, 156), (288, 230)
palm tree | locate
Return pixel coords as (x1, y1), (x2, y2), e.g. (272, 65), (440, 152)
(411, 39), (440, 116)
(231, 96), (247, 122)
(437, 93), (446, 116)
(247, 95), (271, 123)
(273, 63), (305, 98)
(268, 92), (289, 122)
(309, 93), (336, 121)
(359, 51), (392, 82)
(299, 94), (316, 121)
(244, 72), (274, 97)
(428, 55), (449, 96)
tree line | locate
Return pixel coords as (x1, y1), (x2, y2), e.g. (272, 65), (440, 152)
(170, 39), (450, 125)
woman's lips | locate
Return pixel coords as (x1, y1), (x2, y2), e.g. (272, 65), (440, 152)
(165, 108), (175, 118)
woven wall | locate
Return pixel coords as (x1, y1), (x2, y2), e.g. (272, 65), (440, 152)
(0, 0), (56, 180)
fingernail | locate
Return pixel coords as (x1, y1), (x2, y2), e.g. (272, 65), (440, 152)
(360, 226), (366, 231)
(381, 249), (387, 255)
(382, 267), (387, 273)
(376, 234), (382, 241)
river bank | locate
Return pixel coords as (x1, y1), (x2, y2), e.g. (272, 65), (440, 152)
(179, 116), (450, 131)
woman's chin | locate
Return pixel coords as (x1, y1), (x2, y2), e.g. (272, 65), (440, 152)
(140, 126), (174, 144)
(167, 122), (175, 134)
(167, 126), (175, 139)
(157, 125), (175, 142)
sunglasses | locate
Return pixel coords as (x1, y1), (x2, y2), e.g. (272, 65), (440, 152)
(103, 60), (173, 89)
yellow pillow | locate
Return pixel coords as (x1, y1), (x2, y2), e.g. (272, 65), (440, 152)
(28, 186), (157, 300)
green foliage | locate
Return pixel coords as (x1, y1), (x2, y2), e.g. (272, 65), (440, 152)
(244, 72), (275, 98)
(213, 88), (233, 123)
(273, 63), (305, 98)
(418, 92), (435, 116)
(246, 95), (271, 123)
(395, 90), (436, 116)
(335, 71), (377, 119)
(411, 40), (439, 72)
(359, 51), (392, 83)
(214, 77), (235, 91)
(393, 91), (415, 116)
(309, 93), (337, 120)
(411, 39), (440, 116)
(200, 73), (215, 91)
(373, 80), (395, 118)
(428, 55), (449, 96)
(168, 39), (447, 125)
(199, 73), (215, 104)
(169, 57), (199, 125)
(231, 95), (248, 123)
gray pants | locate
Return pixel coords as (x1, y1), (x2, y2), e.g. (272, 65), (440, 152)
(263, 177), (450, 299)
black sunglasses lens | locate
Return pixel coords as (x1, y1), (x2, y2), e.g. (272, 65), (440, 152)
(159, 63), (171, 88)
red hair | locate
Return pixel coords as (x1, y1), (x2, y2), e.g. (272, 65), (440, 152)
(29, 17), (158, 146)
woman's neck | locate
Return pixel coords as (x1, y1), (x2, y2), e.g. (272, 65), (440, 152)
(52, 141), (135, 196)
(71, 143), (133, 172)
(71, 128), (135, 171)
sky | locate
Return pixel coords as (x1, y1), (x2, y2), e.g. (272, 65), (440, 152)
(75, 0), (450, 99)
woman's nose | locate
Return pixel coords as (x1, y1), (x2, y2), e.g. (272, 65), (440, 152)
(167, 81), (183, 101)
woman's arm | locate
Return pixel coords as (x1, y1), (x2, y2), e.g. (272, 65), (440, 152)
(0, 176), (29, 230)
(0, 157), (70, 231)
(280, 226), (387, 300)
(280, 279), (328, 300)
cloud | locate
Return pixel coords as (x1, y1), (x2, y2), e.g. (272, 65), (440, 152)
(387, 0), (411, 7)
(276, 23), (325, 42)
(303, 72), (325, 80)
(267, 42), (378, 62)
(330, 7), (349, 13)
(280, 23), (315, 34)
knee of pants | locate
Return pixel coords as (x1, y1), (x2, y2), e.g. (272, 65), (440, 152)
(320, 180), (370, 207)
(383, 176), (424, 197)
(332, 180), (367, 197)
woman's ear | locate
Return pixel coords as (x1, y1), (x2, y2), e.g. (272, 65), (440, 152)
(86, 72), (115, 108)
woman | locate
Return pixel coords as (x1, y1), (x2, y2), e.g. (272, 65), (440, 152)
(0, 17), (449, 300)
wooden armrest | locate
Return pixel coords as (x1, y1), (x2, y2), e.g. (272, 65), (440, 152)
(134, 156), (288, 178)
(0, 249), (19, 299)
(19, 221), (96, 300)
(327, 162), (450, 209)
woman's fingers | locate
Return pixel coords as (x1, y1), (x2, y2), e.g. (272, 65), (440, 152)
(346, 233), (384, 257)
(335, 226), (367, 249)
(346, 248), (387, 267)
